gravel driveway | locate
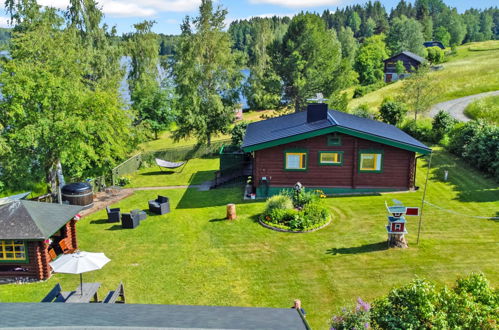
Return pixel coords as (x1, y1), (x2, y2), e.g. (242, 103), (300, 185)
(428, 90), (499, 121)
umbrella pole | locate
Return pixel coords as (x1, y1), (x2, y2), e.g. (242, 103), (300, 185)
(80, 273), (83, 295)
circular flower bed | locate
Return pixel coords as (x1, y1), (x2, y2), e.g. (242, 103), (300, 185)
(259, 187), (331, 232)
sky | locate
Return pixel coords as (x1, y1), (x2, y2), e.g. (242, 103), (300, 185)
(0, 0), (497, 34)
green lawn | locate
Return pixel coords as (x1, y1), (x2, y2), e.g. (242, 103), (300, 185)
(464, 94), (499, 125)
(125, 157), (219, 187)
(1, 148), (498, 329)
(349, 40), (499, 112)
(138, 110), (273, 153)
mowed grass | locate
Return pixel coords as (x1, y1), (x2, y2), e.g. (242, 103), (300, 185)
(349, 40), (499, 112)
(464, 94), (499, 125)
(1, 148), (497, 329)
(138, 110), (272, 153)
(125, 157), (219, 187)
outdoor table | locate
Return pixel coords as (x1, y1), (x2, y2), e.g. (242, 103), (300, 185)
(131, 209), (147, 221)
(64, 282), (101, 303)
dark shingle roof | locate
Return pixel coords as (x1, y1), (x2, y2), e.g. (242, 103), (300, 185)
(383, 51), (426, 64)
(0, 200), (83, 240)
(0, 303), (308, 329)
(242, 109), (431, 154)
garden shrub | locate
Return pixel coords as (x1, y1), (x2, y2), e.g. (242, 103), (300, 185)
(332, 273), (498, 330)
(264, 194), (293, 213)
(448, 121), (499, 181)
(260, 187), (330, 231)
(401, 118), (433, 142)
(379, 98), (407, 126)
(230, 121), (248, 147)
(330, 298), (371, 330)
(432, 110), (457, 142)
(351, 104), (374, 119)
(426, 46), (445, 64)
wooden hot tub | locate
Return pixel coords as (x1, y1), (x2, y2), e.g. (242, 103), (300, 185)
(61, 182), (94, 209)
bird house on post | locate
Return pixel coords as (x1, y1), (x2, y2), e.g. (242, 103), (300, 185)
(385, 201), (409, 248)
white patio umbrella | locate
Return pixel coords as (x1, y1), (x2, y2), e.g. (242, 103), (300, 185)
(49, 251), (110, 295)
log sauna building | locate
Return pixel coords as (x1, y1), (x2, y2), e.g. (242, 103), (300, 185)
(242, 103), (432, 198)
(0, 199), (83, 282)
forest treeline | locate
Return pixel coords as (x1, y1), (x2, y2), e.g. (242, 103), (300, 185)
(225, 0), (498, 109)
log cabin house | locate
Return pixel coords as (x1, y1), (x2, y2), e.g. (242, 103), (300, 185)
(242, 103), (431, 198)
(383, 51), (425, 82)
(0, 200), (82, 282)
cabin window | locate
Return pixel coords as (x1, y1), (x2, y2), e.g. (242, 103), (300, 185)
(327, 134), (341, 146)
(0, 240), (26, 261)
(394, 224), (402, 230)
(359, 150), (383, 172)
(319, 151), (343, 165)
(285, 151), (307, 171)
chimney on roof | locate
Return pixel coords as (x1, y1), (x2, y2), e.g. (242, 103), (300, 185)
(307, 103), (328, 123)
(306, 93), (328, 123)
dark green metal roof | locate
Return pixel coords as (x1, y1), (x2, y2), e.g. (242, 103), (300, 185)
(0, 303), (308, 329)
(0, 200), (83, 240)
(242, 109), (431, 154)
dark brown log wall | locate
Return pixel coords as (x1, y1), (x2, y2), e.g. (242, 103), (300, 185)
(253, 133), (416, 190)
(0, 220), (78, 281)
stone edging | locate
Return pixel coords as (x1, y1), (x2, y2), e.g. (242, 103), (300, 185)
(258, 217), (332, 233)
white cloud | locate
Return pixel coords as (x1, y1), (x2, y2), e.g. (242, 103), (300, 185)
(36, 0), (201, 18)
(249, 0), (342, 8)
(165, 18), (178, 24)
(0, 16), (11, 28)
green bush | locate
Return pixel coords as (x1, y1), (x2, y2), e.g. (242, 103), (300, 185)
(264, 194), (293, 213)
(351, 104), (374, 119)
(230, 121), (248, 147)
(448, 121), (499, 181)
(117, 176), (131, 186)
(331, 298), (371, 330)
(332, 273), (498, 330)
(379, 98), (407, 126)
(432, 110), (456, 142)
(426, 46), (445, 64)
(401, 118), (433, 141)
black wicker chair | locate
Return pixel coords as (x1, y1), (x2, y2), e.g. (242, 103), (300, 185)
(106, 206), (121, 223)
(131, 209), (147, 221)
(148, 195), (170, 215)
(121, 213), (140, 229)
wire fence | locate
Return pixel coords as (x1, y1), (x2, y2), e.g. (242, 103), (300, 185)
(111, 139), (230, 186)
(142, 139), (229, 164)
(111, 153), (142, 186)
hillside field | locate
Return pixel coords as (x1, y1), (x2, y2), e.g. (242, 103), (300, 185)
(348, 40), (499, 113)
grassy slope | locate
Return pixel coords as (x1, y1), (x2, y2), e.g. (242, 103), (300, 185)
(464, 94), (499, 125)
(349, 40), (499, 112)
(1, 147), (497, 329)
(138, 110), (273, 153)
(125, 157), (219, 187)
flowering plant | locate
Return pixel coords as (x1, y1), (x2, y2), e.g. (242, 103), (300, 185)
(330, 298), (371, 330)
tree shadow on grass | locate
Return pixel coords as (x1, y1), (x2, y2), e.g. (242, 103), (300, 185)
(326, 241), (387, 255)
(427, 149), (499, 203)
(89, 219), (109, 225)
(209, 218), (227, 222)
(106, 225), (124, 231)
(141, 170), (175, 176)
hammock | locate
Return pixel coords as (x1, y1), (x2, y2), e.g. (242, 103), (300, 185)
(155, 158), (186, 170)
